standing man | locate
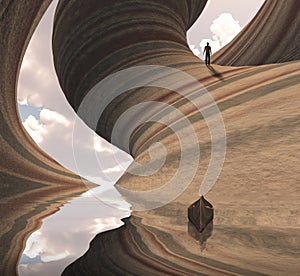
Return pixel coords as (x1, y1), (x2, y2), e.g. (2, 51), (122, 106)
(203, 42), (212, 65)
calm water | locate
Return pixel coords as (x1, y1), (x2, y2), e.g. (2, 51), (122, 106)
(18, 185), (131, 276)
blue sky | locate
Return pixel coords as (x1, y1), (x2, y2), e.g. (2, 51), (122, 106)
(18, 103), (42, 121)
(17, 0), (265, 185)
(17, 2), (267, 273)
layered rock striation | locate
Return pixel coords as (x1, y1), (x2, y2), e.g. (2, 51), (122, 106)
(0, 0), (300, 275)
(213, 0), (300, 65)
(0, 1), (87, 274)
(52, 0), (208, 153)
(53, 0), (300, 275)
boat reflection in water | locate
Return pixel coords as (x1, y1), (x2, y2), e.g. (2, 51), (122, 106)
(18, 185), (131, 276)
(188, 221), (213, 252)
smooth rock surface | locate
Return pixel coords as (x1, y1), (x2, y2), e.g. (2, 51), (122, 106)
(0, 0), (299, 275)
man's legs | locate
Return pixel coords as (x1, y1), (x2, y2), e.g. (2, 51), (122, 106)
(205, 54), (210, 65)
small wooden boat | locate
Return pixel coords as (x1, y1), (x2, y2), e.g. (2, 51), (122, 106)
(188, 196), (214, 233)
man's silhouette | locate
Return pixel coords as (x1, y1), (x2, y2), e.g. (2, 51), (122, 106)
(203, 42), (212, 65)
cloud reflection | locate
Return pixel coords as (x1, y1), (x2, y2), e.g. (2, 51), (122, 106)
(18, 190), (131, 276)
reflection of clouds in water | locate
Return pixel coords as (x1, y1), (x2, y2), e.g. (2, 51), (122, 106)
(89, 185), (132, 210)
(18, 190), (130, 276)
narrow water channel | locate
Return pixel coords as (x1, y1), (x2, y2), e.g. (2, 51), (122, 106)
(18, 186), (131, 276)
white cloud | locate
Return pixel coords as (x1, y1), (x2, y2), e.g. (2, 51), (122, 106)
(23, 115), (45, 144)
(197, 13), (242, 58)
(17, 0), (133, 186)
(17, 0), (74, 119)
(189, 44), (200, 57)
(102, 166), (124, 174)
(22, 107), (132, 184)
(210, 13), (242, 48)
(40, 109), (70, 127)
(93, 135), (113, 153)
(23, 109), (71, 145)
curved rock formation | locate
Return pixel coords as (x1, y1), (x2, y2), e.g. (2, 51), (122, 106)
(212, 0), (300, 65)
(52, 0), (300, 275)
(52, 0), (208, 150)
(0, 1), (87, 274)
(62, 61), (300, 275)
(0, 0), (299, 275)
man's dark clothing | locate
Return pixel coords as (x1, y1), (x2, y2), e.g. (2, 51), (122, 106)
(204, 45), (212, 65)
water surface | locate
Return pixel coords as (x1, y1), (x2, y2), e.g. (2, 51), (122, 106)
(18, 186), (131, 276)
